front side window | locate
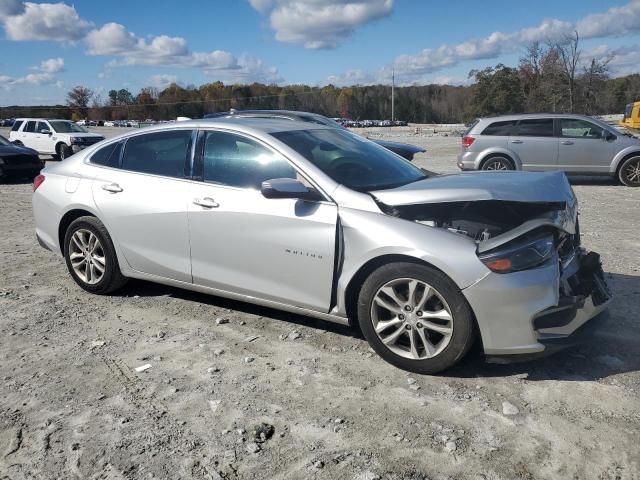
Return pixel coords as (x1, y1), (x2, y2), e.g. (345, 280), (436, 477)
(90, 142), (123, 168)
(560, 119), (603, 139)
(11, 120), (23, 132)
(36, 121), (49, 133)
(24, 121), (37, 133)
(514, 119), (554, 137)
(481, 120), (515, 136)
(121, 130), (192, 178)
(201, 131), (296, 189)
(49, 121), (88, 134)
(271, 128), (426, 191)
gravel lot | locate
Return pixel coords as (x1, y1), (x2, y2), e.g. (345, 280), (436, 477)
(1, 125), (639, 479)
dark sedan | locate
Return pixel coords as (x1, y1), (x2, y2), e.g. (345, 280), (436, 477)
(203, 110), (426, 161)
(0, 135), (44, 182)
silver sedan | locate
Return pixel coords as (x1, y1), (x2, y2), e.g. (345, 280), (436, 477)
(32, 118), (611, 373)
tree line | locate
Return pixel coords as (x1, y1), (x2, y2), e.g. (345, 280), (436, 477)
(2, 34), (640, 124)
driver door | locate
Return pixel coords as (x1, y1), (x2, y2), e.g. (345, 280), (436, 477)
(187, 129), (338, 312)
(557, 118), (613, 174)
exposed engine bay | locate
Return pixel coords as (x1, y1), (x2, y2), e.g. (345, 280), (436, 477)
(377, 199), (567, 243)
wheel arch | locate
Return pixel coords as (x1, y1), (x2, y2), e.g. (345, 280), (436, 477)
(343, 254), (468, 327)
(614, 150), (640, 178)
(476, 148), (521, 170)
(58, 209), (96, 251)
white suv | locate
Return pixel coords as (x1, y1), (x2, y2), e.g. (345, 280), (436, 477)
(9, 118), (105, 159)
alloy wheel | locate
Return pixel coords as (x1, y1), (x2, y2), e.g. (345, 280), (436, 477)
(484, 159), (509, 170)
(69, 229), (106, 285)
(623, 158), (640, 185)
(370, 278), (454, 360)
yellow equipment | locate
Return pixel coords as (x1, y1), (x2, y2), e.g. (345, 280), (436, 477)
(620, 101), (640, 129)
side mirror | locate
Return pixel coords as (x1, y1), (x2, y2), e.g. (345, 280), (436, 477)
(261, 178), (322, 201)
(40, 129), (51, 135)
(604, 131), (616, 141)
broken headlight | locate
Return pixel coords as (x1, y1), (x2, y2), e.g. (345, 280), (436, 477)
(478, 233), (555, 273)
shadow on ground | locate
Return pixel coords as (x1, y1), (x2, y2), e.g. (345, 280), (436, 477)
(117, 272), (639, 381)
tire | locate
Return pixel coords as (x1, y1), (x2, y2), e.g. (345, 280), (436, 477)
(63, 216), (128, 294)
(56, 143), (72, 160)
(357, 262), (475, 374)
(481, 156), (514, 171)
(618, 156), (640, 187)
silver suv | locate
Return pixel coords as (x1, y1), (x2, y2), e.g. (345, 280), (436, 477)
(457, 113), (640, 187)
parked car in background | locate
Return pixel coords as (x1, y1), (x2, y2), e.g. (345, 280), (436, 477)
(1, 118), (15, 127)
(9, 119), (105, 159)
(0, 134), (43, 182)
(32, 117), (610, 373)
(458, 113), (640, 187)
(104, 121), (115, 127)
(204, 110), (425, 161)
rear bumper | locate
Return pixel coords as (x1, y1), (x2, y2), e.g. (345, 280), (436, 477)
(457, 151), (479, 170)
(463, 249), (612, 359)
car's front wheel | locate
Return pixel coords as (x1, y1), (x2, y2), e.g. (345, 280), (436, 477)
(357, 262), (475, 374)
(63, 216), (128, 294)
(618, 156), (640, 187)
(56, 143), (72, 160)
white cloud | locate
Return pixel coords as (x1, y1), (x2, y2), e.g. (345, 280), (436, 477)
(329, 0), (640, 85)
(250, 0), (393, 49)
(326, 69), (377, 86)
(1, 2), (93, 41)
(0, 57), (65, 86)
(36, 57), (65, 73)
(149, 74), (179, 89)
(85, 22), (281, 83)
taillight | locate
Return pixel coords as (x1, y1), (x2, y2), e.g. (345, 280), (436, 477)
(33, 174), (45, 192)
(462, 136), (475, 148)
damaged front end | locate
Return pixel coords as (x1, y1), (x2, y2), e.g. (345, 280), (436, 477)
(370, 171), (612, 358)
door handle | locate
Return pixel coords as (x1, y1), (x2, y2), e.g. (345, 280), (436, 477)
(101, 183), (123, 193)
(193, 197), (219, 208)
(561, 140), (574, 145)
(511, 139), (523, 144)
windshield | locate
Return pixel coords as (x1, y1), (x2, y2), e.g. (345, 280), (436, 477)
(0, 135), (9, 146)
(49, 121), (88, 133)
(272, 128), (426, 191)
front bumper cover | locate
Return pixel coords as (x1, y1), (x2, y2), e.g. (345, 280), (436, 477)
(463, 249), (612, 360)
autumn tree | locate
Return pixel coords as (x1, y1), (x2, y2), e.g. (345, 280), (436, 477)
(67, 86), (93, 119)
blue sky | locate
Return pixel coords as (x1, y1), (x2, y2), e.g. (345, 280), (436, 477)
(1, 0), (640, 105)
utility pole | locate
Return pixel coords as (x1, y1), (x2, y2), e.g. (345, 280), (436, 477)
(391, 68), (395, 122)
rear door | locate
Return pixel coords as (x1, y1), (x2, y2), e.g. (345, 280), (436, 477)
(20, 120), (39, 150)
(557, 118), (613, 174)
(187, 129), (338, 312)
(508, 118), (558, 171)
(91, 129), (195, 282)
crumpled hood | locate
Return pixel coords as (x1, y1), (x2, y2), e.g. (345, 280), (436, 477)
(372, 170), (576, 207)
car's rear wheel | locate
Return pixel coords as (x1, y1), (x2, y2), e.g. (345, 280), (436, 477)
(56, 143), (72, 160)
(618, 156), (640, 187)
(481, 156), (514, 171)
(63, 216), (127, 294)
(357, 262), (475, 374)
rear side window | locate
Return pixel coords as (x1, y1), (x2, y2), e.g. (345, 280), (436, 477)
(481, 120), (516, 136)
(121, 130), (192, 178)
(514, 119), (554, 137)
(24, 121), (37, 133)
(11, 120), (23, 132)
(90, 142), (123, 168)
(201, 131), (296, 189)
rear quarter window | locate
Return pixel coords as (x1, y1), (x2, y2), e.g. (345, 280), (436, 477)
(90, 142), (123, 168)
(480, 120), (516, 136)
(11, 120), (23, 132)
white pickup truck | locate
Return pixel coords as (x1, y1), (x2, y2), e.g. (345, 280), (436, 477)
(9, 118), (105, 159)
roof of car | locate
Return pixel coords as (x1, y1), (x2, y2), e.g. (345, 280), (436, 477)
(143, 117), (331, 134)
(477, 113), (602, 122)
(14, 118), (72, 122)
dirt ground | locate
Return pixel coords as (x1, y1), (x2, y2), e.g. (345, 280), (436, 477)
(0, 125), (639, 480)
